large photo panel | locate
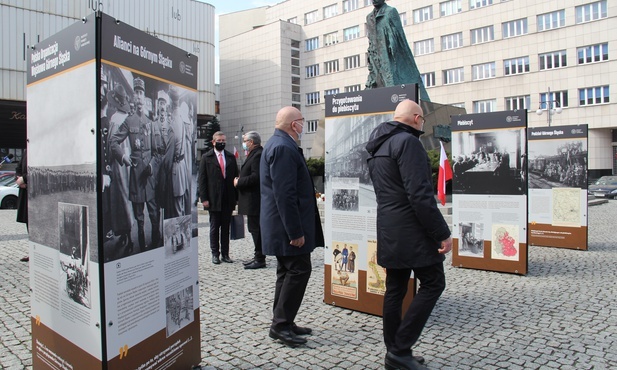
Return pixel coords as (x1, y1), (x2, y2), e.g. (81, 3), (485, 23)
(451, 111), (528, 275)
(99, 13), (201, 369)
(324, 85), (417, 315)
(528, 125), (588, 250)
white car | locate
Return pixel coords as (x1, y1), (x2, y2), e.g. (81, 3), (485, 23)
(0, 184), (19, 209)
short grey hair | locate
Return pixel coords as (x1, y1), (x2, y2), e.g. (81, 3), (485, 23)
(244, 131), (261, 145)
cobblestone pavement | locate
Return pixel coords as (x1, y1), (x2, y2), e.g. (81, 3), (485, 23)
(1, 202), (616, 369)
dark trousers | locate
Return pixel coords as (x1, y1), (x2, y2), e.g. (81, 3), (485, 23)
(383, 262), (446, 356)
(209, 206), (233, 257)
(247, 215), (264, 261)
(271, 254), (312, 330)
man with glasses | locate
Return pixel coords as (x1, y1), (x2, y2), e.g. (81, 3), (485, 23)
(260, 106), (324, 346)
(366, 99), (452, 370)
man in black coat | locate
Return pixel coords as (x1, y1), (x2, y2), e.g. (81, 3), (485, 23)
(366, 99), (452, 370)
(198, 131), (238, 264)
(234, 130), (266, 269)
(16, 149), (29, 262)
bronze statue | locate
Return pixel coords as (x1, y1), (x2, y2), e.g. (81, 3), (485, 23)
(366, 0), (430, 102)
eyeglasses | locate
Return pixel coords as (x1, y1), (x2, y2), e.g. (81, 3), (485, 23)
(415, 114), (425, 124)
(291, 117), (305, 126)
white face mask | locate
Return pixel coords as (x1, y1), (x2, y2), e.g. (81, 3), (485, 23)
(242, 142), (248, 151)
(293, 121), (304, 141)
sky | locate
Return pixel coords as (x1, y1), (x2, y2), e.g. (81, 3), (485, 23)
(197, 1), (281, 82)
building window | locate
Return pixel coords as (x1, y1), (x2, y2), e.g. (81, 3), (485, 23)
(504, 56), (530, 75)
(344, 26), (360, 41)
(306, 92), (321, 106)
(306, 64), (319, 78)
(578, 43), (609, 64)
(324, 88), (340, 96)
(399, 12), (408, 26)
(324, 4), (338, 19)
(440, 0), (462, 17)
(579, 86), (609, 106)
(421, 72), (436, 87)
(470, 25), (494, 45)
(505, 95), (530, 111)
(452, 102), (466, 109)
(292, 94), (301, 103)
(413, 5), (433, 23)
(288, 17), (297, 24)
(343, 0), (359, 13)
(324, 32), (338, 46)
(472, 62), (496, 80)
(305, 10), (319, 25)
(540, 90), (569, 109)
(344, 55), (361, 70)
(441, 32), (463, 50)
(537, 10), (565, 31)
(502, 18), (528, 38)
(443, 67), (464, 84)
(306, 120), (318, 133)
(576, 1), (607, 24)
(345, 84), (362, 92)
(539, 50), (567, 70)
(324, 59), (339, 74)
(473, 99), (496, 113)
(469, 0), (493, 9)
(414, 39), (434, 55)
(305, 37), (319, 51)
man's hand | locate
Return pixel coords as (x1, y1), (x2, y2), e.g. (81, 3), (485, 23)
(102, 174), (111, 189)
(290, 236), (305, 248)
(233, 177), (239, 187)
(121, 155), (132, 167)
(438, 237), (453, 254)
(202, 200), (209, 209)
(16, 176), (26, 189)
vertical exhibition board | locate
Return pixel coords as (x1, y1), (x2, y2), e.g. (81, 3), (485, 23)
(323, 85), (417, 316)
(527, 125), (588, 250)
(27, 13), (103, 369)
(451, 111), (528, 275)
(99, 13), (201, 369)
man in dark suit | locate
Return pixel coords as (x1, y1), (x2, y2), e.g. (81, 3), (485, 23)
(260, 106), (324, 347)
(198, 131), (238, 264)
(234, 131), (265, 269)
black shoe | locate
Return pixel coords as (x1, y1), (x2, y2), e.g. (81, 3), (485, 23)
(212, 255), (221, 265)
(414, 356), (425, 365)
(20, 256), (29, 262)
(242, 258), (256, 266)
(268, 328), (307, 346)
(244, 260), (266, 269)
(221, 255), (233, 263)
(385, 352), (427, 370)
(291, 323), (312, 335)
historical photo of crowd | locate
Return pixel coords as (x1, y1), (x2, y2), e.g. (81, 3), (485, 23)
(58, 203), (91, 308)
(165, 286), (195, 337)
(101, 64), (197, 262)
(458, 222), (484, 258)
(528, 140), (587, 189)
(452, 129), (526, 195)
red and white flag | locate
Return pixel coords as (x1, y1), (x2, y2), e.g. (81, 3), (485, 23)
(233, 146), (239, 159)
(437, 141), (453, 206)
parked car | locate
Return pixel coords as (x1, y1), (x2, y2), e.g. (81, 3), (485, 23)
(588, 176), (617, 199)
(0, 172), (16, 187)
(0, 184), (19, 209)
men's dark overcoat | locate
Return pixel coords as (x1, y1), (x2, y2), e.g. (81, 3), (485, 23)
(366, 121), (450, 269)
(198, 149), (238, 212)
(236, 146), (262, 216)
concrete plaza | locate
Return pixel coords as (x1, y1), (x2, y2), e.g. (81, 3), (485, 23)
(1, 201), (616, 369)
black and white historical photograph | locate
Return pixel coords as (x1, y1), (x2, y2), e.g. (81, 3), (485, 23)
(165, 286), (194, 337)
(451, 128), (526, 195)
(458, 222), (484, 258)
(528, 140), (587, 189)
(163, 215), (191, 257)
(58, 203), (91, 308)
(332, 188), (360, 211)
(100, 63), (197, 262)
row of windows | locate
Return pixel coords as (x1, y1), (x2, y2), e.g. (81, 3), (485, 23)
(300, 0), (372, 26)
(305, 85), (362, 106)
(418, 43), (608, 86)
(305, 55), (362, 78)
(468, 86), (610, 114)
(306, 25), (360, 51)
(415, 0), (606, 25)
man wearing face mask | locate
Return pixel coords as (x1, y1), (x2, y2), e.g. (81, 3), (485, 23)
(199, 131), (239, 264)
(234, 131), (266, 269)
(260, 106), (324, 347)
